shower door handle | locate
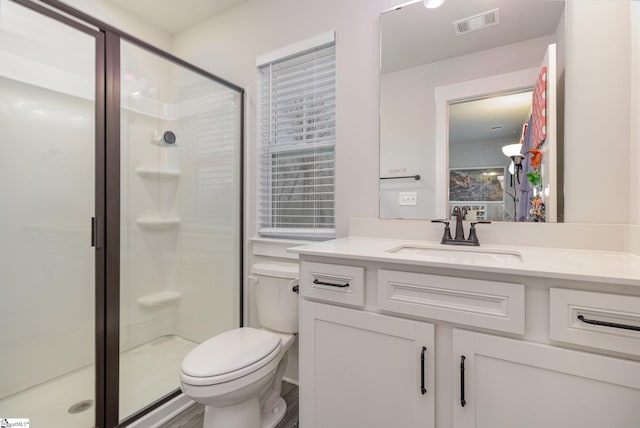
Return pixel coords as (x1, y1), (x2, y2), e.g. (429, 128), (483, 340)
(91, 217), (103, 249)
(91, 217), (96, 247)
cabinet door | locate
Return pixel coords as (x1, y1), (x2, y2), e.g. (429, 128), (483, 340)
(300, 300), (435, 428)
(452, 329), (640, 428)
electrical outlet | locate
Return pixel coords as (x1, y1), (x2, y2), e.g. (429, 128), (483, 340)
(399, 192), (417, 206)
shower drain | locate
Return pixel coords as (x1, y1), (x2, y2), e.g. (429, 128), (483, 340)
(68, 399), (94, 414)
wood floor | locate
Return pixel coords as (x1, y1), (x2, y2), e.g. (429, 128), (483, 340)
(160, 382), (299, 428)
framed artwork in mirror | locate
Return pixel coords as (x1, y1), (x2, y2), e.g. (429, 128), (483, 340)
(449, 167), (504, 202)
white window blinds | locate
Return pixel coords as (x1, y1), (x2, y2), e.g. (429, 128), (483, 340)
(258, 39), (336, 240)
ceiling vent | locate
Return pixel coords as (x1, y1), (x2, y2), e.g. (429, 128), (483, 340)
(453, 8), (500, 36)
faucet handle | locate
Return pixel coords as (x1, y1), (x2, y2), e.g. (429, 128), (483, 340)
(467, 221), (490, 246)
(432, 219), (452, 243)
(431, 219), (450, 225)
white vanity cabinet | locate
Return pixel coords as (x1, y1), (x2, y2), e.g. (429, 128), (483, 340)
(299, 299), (435, 428)
(293, 237), (640, 428)
(451, 329), (640, 428)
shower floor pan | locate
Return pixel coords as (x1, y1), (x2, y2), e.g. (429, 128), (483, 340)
(0, 335), (197, 428)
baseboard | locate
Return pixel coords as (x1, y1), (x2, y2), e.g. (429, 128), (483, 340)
(282, 377), (299, 386)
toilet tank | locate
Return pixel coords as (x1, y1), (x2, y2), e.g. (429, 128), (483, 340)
(252, 261), (299, 334)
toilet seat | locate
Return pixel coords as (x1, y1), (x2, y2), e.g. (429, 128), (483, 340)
(181, 328), (282, 386)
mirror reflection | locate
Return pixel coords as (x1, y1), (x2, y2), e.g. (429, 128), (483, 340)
(448, 91), (534, 222)
(379, 0), (565, 222)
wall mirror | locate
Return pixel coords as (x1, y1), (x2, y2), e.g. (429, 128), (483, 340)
(379, 0), (565, 222)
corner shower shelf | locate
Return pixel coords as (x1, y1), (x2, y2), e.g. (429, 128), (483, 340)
(135, 167), (181, 179)
(136, 217), (181, 230)
(137, 291), (181, 308)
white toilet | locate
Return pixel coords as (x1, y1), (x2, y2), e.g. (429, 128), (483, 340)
(180, 261), (299, 428)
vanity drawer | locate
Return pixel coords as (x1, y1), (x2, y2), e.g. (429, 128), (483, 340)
(300, 261), (365, 307)
(550, 288), (640, 356)
(377, 269), (524, 334)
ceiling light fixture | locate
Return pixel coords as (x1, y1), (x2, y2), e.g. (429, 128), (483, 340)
(424, 0), (446, 9)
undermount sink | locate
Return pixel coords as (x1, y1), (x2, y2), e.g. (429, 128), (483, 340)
(386, 244), (524, 265)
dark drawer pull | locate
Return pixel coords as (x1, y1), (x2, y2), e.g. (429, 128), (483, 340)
(460, 355), (466, 407)
(577, 314), (640, 332)
(420, 346), (427, 395)
(313, 278), (349, 288)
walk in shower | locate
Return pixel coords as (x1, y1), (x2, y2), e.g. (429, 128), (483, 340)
(0, 1), (243, 427)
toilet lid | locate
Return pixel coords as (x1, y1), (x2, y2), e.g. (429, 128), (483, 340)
(181, 328), (281, 378)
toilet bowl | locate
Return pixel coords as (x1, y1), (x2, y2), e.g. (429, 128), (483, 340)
(180, 261), (299, 428)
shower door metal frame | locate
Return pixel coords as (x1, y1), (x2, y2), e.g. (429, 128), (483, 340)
(6, 1), (246, 427)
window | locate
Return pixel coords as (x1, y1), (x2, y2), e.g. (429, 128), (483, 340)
(257, 33), (336, 240)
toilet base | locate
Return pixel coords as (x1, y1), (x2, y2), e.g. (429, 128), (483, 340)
(203, 395), (260, 428)
(262, 397), (286, 428)
(201, 396), (286, 428)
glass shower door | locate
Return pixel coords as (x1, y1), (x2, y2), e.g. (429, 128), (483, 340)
(0, 0), (98, 427)
(118, 40), (242, 420)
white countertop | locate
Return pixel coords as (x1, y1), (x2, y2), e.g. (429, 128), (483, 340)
(290, 236), (640, 287)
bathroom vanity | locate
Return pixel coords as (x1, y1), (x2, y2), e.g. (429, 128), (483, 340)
(291, 237), (640, 428)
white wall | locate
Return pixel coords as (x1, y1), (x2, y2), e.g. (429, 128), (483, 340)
(564, 0), (631, 224)
(380, 35), (554, 219)
(631, 1), (640, 226)
(449, 140), (507, 169)
(630, 1), (640, 253)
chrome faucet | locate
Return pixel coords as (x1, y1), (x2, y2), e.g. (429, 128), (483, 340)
(431, 207), (491, 246)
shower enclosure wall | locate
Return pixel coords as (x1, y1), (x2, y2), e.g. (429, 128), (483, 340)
(0, 1), (243, 427)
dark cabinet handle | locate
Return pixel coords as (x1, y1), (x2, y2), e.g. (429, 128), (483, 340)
(420, 346), (427, 395)
(577, 314), (640, 332)
(460, 355), (466, 407)
(313, 278), (349, 288)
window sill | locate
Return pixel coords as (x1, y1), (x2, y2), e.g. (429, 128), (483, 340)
(257, 228), (336, 241)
